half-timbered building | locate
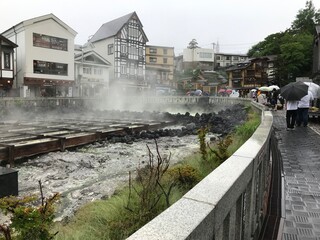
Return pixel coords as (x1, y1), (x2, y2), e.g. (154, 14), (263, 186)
(85, 12), (148, 94)
(0, 35), (17, 97)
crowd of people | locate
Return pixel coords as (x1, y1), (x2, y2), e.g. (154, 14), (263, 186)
(256, 88), (284, 110)
(255, 87), (314, 131)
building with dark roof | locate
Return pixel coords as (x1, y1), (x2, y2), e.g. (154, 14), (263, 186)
(84, 12), (149, 93)
(0, 35), (18, 96)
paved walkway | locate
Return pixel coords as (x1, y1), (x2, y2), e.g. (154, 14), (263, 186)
(273, 110), (320, 239)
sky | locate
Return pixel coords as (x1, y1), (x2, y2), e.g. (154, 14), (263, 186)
(2, 0), (319, 55)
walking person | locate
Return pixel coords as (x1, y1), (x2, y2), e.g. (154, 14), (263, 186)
(271, 88), (279, 111)
(285, 100), (299, 130)
(296, 90), (314, 127)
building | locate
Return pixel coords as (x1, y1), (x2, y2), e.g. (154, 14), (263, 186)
(1, 14), (77, 97)
(0, 35), (18, 97)
(226, 57), (269, 95)
(313, 25), (320, 83)
(182, 47), (214, 71)
(84, 12), (148, 94)
(74, 45), (111, 97)
(214, 53), (248, 70)
(145, 45), (175, 93)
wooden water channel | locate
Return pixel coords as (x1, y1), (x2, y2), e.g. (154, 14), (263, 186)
(0, 117), (174, 166)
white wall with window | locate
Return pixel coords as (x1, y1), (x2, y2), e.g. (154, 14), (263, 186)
(2, 14), (77, 97)
(183, 48), (214, 63)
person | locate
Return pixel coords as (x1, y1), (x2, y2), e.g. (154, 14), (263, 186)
(257, 91), (267, 105)
(270, 88), (279, 111)
(296, 90), (314, 127)
(285, 99), (299, 130)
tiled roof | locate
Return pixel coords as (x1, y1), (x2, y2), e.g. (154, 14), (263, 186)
(89, 12), (135, 43)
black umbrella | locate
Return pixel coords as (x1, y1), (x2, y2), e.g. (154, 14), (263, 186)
(280, 81), (308, 101)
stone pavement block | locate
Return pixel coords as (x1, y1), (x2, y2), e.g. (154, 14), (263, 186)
(273, 111), (320, 239)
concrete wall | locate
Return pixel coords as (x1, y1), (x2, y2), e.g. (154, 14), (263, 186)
(127, 101), (273, 240)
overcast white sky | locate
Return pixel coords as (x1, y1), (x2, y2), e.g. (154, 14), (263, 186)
(2, 0), (319, 55)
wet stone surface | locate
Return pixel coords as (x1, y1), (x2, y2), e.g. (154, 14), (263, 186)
(16, 135), (202, 221)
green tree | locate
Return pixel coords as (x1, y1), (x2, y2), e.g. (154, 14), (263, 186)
(187, 39), (199, 49)
(291, 0), (320, 35)
(247, 0), (320, 85)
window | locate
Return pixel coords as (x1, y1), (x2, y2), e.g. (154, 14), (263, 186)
(226, 56), (231, 60)
(199, 52), (212, 58)
(121, 44), (127, 53)
(130, 63), (135, 75)
(163, 58), (168, 64)
(163, 49), (168, 55)
(94, 68), (102, 75)
(108, 44), (114, 55)
(83, 67), (91, 74)
(233, 56), (239, 60)
(4, 52), (10, 69)
(129, 27), (139, 38)
(33, 33), (68, 51)
(216, 56), (221, 60)
(121, 64), (127, 74)
(149, 48), (157, 54)
(33, 60), (68, 75)
(150, 57), (157, 63)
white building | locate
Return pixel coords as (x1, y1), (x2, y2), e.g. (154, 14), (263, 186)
(74, 46), (111, 97)
(182, 48), (214, 71)
(1, 14), (77, 97)
(215, 53), (248, 69)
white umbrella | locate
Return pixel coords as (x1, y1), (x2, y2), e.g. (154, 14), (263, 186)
(259, 86), (272, 92)
(304, 82), (320, 98)
(268, 85), (280, 90)
(194, 89), (202, 96)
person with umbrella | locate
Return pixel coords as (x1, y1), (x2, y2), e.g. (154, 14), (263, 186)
(296, 90), (314, 127)
(280, 81), (309, 130)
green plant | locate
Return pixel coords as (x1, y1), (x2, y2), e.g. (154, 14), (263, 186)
(197, 127), (208, 161)
(166, 164), (201, 190)
(208, 135), (233, 164)
(0, 181), (60, 240)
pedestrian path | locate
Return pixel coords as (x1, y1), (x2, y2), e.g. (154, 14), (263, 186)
(273, 110), (320, 239)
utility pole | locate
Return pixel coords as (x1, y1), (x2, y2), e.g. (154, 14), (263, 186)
(212, 43), (216, 71)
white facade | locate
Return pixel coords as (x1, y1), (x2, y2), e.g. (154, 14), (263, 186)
(183, 48), (214, 63)
(215, 53), (248, 68)
(74, 50), (111, 97)
(2, 14), (77, 97)
(86, 38), (115, 80)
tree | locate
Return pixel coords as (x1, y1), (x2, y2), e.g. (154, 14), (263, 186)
(187, 39), (199, 49)
(291, 0), (320, 35)
(247, 0), (319, 85)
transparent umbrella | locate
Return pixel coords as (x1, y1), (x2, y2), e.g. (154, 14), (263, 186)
(304, 82), (320, 98)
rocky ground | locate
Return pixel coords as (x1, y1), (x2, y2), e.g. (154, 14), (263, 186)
(1, 104), (248, 222)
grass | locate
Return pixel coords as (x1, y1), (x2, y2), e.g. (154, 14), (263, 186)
(52, 106), (261, 240)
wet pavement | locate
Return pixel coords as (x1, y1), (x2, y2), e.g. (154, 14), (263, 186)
(273, 109), (320, 239)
